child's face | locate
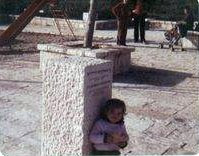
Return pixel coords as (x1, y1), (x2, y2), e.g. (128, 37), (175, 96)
(107, 108), (124, 124)
(123, 0), (128, 4)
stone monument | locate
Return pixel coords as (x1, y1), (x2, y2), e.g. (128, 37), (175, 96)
(42, 56), (113, 155)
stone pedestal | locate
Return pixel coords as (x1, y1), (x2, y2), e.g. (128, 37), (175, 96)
(42, 56), (112, 156)
(38, 43), (134, 75)
(186, 31), (199, 49)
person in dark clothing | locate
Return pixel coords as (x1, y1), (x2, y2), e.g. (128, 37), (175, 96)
(132, 0), (147, 43)
(177, 6), (194, 38)
(112, 0), (130, 46)
(183, 6), (194, 31)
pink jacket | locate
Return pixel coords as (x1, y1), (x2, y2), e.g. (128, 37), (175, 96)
(89, 119), (128, 151)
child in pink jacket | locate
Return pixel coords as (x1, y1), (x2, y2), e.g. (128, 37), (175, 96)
(89, 98), (129, 155)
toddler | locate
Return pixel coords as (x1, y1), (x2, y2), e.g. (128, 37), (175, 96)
(89, 98), (129, 155)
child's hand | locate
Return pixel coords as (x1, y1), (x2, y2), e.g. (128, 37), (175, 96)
(111, 132), (128, 143)
(117, 141), (128, 148)
(120, 133), (129, 142)
(104, 133), (114, 144)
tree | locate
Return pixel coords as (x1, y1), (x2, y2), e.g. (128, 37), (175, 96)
(83, 0), (97, 48)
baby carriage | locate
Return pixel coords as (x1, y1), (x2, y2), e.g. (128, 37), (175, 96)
(159, 23), (187, 51)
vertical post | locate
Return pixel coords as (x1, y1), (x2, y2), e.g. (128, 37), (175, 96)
(198, 0), (199, 24)
(83, 0), (97, 48)
(42, 56), (112, 156)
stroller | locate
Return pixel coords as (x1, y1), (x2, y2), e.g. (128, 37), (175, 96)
(159, 23), (187, 51)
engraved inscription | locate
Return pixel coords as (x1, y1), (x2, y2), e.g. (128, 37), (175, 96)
(86, 68), (112, 94)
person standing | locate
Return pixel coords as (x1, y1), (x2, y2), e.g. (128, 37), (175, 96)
(177, 5), (194, 38)
(183, 6), (194, 31)
(132, 0), (146, 43)
(111, 0), (130, 46)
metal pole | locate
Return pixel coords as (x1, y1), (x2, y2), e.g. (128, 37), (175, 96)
(198, 0), (199, 23)
(198, 1), (199, 23)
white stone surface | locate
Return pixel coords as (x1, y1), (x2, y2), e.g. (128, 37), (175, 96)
(147, 19), (176, 30)
(38, 43), (133, 75)
(42, 56), (112, 155)
(186, 31), (199, 49)
(125, 113), (154, 133)
(181, 38), (197, 49)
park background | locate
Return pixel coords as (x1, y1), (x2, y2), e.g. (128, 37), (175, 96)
(0, 0), (198, 24)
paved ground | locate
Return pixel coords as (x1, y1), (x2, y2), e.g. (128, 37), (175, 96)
(0, 25), (199, 156)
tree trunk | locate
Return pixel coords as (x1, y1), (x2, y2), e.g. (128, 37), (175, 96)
(83, 0), (97, 48)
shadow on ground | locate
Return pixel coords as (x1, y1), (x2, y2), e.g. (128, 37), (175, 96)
(113, 65), (193, 87)
(0, 49), (38, 55)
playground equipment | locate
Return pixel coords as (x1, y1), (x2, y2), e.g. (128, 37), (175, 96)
(50, 6), (77, 42)
(0, 0), (76, 46)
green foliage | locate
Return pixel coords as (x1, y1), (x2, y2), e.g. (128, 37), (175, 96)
(0, 14), (13, 25)
(0, 0), (198, 21)
(148, 0), (198, 21)
(61, 0), (115, 19)
(0, 0), (32, 14)
(62, 0), (90, 19)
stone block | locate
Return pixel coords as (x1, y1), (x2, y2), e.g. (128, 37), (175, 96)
(42, 56), (112, 156)
(95, 20), (117, 30)
(147, 19), (176, 30)
(38, 44), (66, 69)
(186, 31), (199, 49)
(38, 43), (134, 75)
(181, 38), (197, 49)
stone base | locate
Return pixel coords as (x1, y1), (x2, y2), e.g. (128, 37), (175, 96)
(95, 20), (117, 30)
(42, 56), (112, 155)
(186, 31), (199, 49)
(147, 19), (176, 30)
(38, 42), (134, 75)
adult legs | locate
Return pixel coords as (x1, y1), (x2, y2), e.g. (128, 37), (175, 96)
(117, 20), (122, 45)
(134, 15), (140, 42)
(117, 20), (127, 45)
(120, 20), (128, 45)
(140, 14), (146, 42)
